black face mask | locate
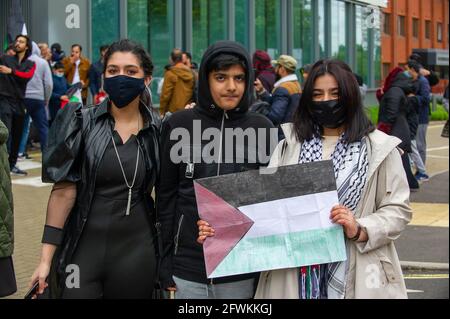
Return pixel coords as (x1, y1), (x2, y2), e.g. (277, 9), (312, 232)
(310, 99), (346, 129)
(104, 75), (146, 108)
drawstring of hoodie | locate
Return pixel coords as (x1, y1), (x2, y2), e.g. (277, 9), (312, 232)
(217, 109), (228, 176)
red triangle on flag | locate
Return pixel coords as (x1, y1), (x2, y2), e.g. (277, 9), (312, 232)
(194, 181), (254, 278)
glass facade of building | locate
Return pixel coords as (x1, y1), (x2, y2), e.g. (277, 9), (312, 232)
(235, 0), (249, 49)
(255, 0), (281, 59)
(292, 0), (313, 70)
(92, 0), (120, 63)
(91, 0), (383, 94)
(128, 0), (174, 75)
(355, 5), (370, 85)
(192, 0), (227, 63)
(331, 0), (346, 61)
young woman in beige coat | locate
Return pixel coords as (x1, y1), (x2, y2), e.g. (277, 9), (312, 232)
(197, 59), (412, 299)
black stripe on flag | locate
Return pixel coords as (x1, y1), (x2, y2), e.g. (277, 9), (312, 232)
(195, 160), (336, 208)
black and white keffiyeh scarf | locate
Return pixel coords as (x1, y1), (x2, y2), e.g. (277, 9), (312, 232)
(298, 134), (369, 299)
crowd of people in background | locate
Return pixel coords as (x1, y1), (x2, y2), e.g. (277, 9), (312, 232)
(376, 53), (444, 192)
(1, 39), (108, 176)
(0, 34), (446, 190)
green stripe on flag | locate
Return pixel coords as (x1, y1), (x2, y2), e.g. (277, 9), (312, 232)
(210, 226), (347, 278)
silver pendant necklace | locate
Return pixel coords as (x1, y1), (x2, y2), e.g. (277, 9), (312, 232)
(111, 134), (140, 216)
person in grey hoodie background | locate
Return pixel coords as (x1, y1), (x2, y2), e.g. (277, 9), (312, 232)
(17, 42), (53, 169)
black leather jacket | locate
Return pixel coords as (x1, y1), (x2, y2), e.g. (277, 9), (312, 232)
(42, 99), (160, 297)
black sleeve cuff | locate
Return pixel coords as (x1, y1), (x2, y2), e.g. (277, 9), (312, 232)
(161, 278), (176, 290)
(42, 225), (64, 246)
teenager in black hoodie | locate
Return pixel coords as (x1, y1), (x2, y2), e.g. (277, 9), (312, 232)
(158, 41), (276, 299)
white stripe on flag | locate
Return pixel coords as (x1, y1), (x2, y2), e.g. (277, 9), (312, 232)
(238, 190), (340, 239)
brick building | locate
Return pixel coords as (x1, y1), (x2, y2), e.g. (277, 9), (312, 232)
(382, 0), (449, 93)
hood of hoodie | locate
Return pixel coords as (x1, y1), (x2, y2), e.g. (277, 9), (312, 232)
(253, 50), (273, 73)
(196, 41), (254, 119)
(377, 67), (403, 101)
(169, 64), (195, 82)
(31, 41), (41, 57)
(390, 72), (415, 95)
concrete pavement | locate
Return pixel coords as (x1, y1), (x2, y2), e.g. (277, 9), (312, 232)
(397, 122), (449, 298)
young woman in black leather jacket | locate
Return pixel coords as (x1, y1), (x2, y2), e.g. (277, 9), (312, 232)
(30, 39), (160, 299)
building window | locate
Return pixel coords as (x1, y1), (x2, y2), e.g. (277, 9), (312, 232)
(128, 0), (150, 53)
(397, 15), (406, 37)
(383, 12), (391, 35)
(192, 0), (227, 63)
(331, 0), (346, 61)
(355, 5), (369, 85)
(437, 23), (443, 42)
(91, 0), (120, 63)
(127, 0), (174, 103)
(412, 18), (419, 38)
(255, 0), (281, 59)
(373, 13), (382, 87)
(425, 20), (431, 39)
(293, 0), (313, 67)
(318, 0), (326, 58)
(235, 0), (249, 49)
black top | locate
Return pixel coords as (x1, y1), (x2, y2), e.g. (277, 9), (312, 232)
(95, 131), (146, 199)
(0, 54), (36, 102)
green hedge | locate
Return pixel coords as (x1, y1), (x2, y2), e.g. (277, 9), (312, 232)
(366, 106), (379, 125)
(366, 104), (448, 124)
(431, 105), (449, 121)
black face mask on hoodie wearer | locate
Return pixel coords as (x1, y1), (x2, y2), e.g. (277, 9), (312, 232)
(196, 41), (255, 120)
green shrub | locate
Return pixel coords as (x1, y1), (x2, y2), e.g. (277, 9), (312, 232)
(365, 106), (379, 124)
(365, 104), (448, 124)
(430, 104), (449, 121)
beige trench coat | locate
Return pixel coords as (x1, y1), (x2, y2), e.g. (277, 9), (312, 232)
(255, 124), (412, 299)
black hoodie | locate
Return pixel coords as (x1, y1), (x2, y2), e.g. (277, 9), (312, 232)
(0, 53), (36, 103)
(158, 41), (275, 289)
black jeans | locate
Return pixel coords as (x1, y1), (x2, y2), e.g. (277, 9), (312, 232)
(0, 97), (25, 168)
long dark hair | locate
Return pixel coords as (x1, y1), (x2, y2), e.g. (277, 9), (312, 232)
(103, 39), (154, 77)
(293, 59), (375, 143)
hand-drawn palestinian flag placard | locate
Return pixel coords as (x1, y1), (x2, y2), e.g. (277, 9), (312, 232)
(194, 160), (347, 279)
